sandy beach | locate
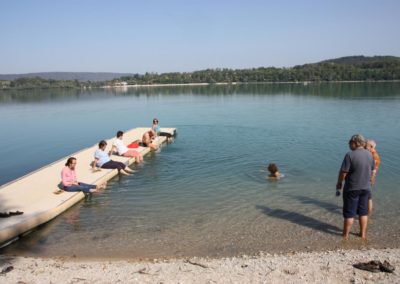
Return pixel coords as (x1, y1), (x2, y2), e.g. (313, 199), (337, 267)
(1, 248), (398, 283)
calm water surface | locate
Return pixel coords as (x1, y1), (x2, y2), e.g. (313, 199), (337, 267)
(0, 83), (399, 259)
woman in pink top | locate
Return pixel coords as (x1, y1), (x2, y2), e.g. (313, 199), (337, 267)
(61, 157), (106, 193)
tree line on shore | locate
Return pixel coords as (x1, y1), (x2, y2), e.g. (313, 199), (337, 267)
(1, 56), (400, 90)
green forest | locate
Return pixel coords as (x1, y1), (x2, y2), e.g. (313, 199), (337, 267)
(116, 56), (400, 85)
(1, 56), (400, 90)
(0, 77), (100, 90)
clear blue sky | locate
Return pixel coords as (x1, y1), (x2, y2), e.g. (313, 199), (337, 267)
(0, 0), (399, 74)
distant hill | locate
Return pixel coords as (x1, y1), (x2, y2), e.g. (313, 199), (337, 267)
(0, 72), (135, 82)
(317, 55), (400, 65)
(115, 55), (400, 84)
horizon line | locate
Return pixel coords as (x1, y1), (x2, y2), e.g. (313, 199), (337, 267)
(1, 54), (398, 76)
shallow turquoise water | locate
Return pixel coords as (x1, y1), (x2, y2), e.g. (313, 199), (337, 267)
(0, 83), (399, 258)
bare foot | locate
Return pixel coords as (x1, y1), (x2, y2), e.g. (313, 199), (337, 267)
(96, 183), (106, 190)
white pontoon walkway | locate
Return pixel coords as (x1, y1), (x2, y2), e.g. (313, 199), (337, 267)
(0, 127), (176, 247)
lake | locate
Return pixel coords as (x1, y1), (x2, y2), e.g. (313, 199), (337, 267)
(0, 82), (399, 259)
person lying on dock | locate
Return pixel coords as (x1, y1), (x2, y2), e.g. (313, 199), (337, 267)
(112, 131), (143, 163)
(141, 130), (158, 151)
(93, 140), (135, 175)
(61, 157), (106, 193)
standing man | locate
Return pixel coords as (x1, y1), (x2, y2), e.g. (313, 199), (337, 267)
(366, 139), (381, 214)
(336, 134), (375, 240)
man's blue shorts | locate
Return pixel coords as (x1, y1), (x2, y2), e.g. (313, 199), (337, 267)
(343, 190), (369, 218)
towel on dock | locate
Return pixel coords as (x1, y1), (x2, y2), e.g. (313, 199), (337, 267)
(127, 142), (140, 148)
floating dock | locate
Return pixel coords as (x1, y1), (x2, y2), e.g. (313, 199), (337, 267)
(0, 127), (176, 248)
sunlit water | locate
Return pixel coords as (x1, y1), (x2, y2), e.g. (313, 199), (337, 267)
(0, 83), (399, 259)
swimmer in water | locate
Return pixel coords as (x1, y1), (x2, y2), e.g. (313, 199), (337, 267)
(267, 163), (282, 179)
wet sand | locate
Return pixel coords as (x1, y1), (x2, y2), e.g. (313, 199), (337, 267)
(0, 248), (398, 283)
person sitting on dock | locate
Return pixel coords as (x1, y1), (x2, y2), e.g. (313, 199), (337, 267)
(267, 163), (282, 179)
(112, 131), (143, 163)
(93, 140), (135, 175)
(152, 118), (173, 141)
(61, 157), (106, 193)
(141, 130), (158, 151)
(152, 118), (161, 136)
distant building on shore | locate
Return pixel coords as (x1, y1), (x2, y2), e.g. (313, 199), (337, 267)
(104, 81), (128, 88)
(114, 81), (128, 87)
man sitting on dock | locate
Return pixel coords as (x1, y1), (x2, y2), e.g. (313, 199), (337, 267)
(61, 157), (106, 193)
(93, 140), (135, 175)
(112, 131), (143, 163)
(142, 130), (158, 151)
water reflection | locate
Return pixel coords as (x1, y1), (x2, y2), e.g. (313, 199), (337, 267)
(1, 82), (400, 103)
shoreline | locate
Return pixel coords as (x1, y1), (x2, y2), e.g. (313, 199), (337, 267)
(1, 248), (398, 283)
(103, 80), (400, 89)
(2, 234), (398, 262)
(1, 80), (399, 92)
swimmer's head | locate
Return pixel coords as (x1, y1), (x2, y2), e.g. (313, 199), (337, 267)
(267, 163), (279, 174)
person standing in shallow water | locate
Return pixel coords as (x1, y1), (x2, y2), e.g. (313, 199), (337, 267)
(336, 134), (375, 240)
(366, 139), (380, 215)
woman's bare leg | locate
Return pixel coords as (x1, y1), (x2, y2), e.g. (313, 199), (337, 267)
(124, 167), (135, 173)
(368, 199), (373, 215)
(120, 169), (131, 176)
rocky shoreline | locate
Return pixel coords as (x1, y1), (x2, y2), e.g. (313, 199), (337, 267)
(1, 248), (398, 283)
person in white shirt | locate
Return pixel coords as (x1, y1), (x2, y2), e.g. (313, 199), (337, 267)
(112, 131), (143, 163)
(93, 140), (134, 176)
